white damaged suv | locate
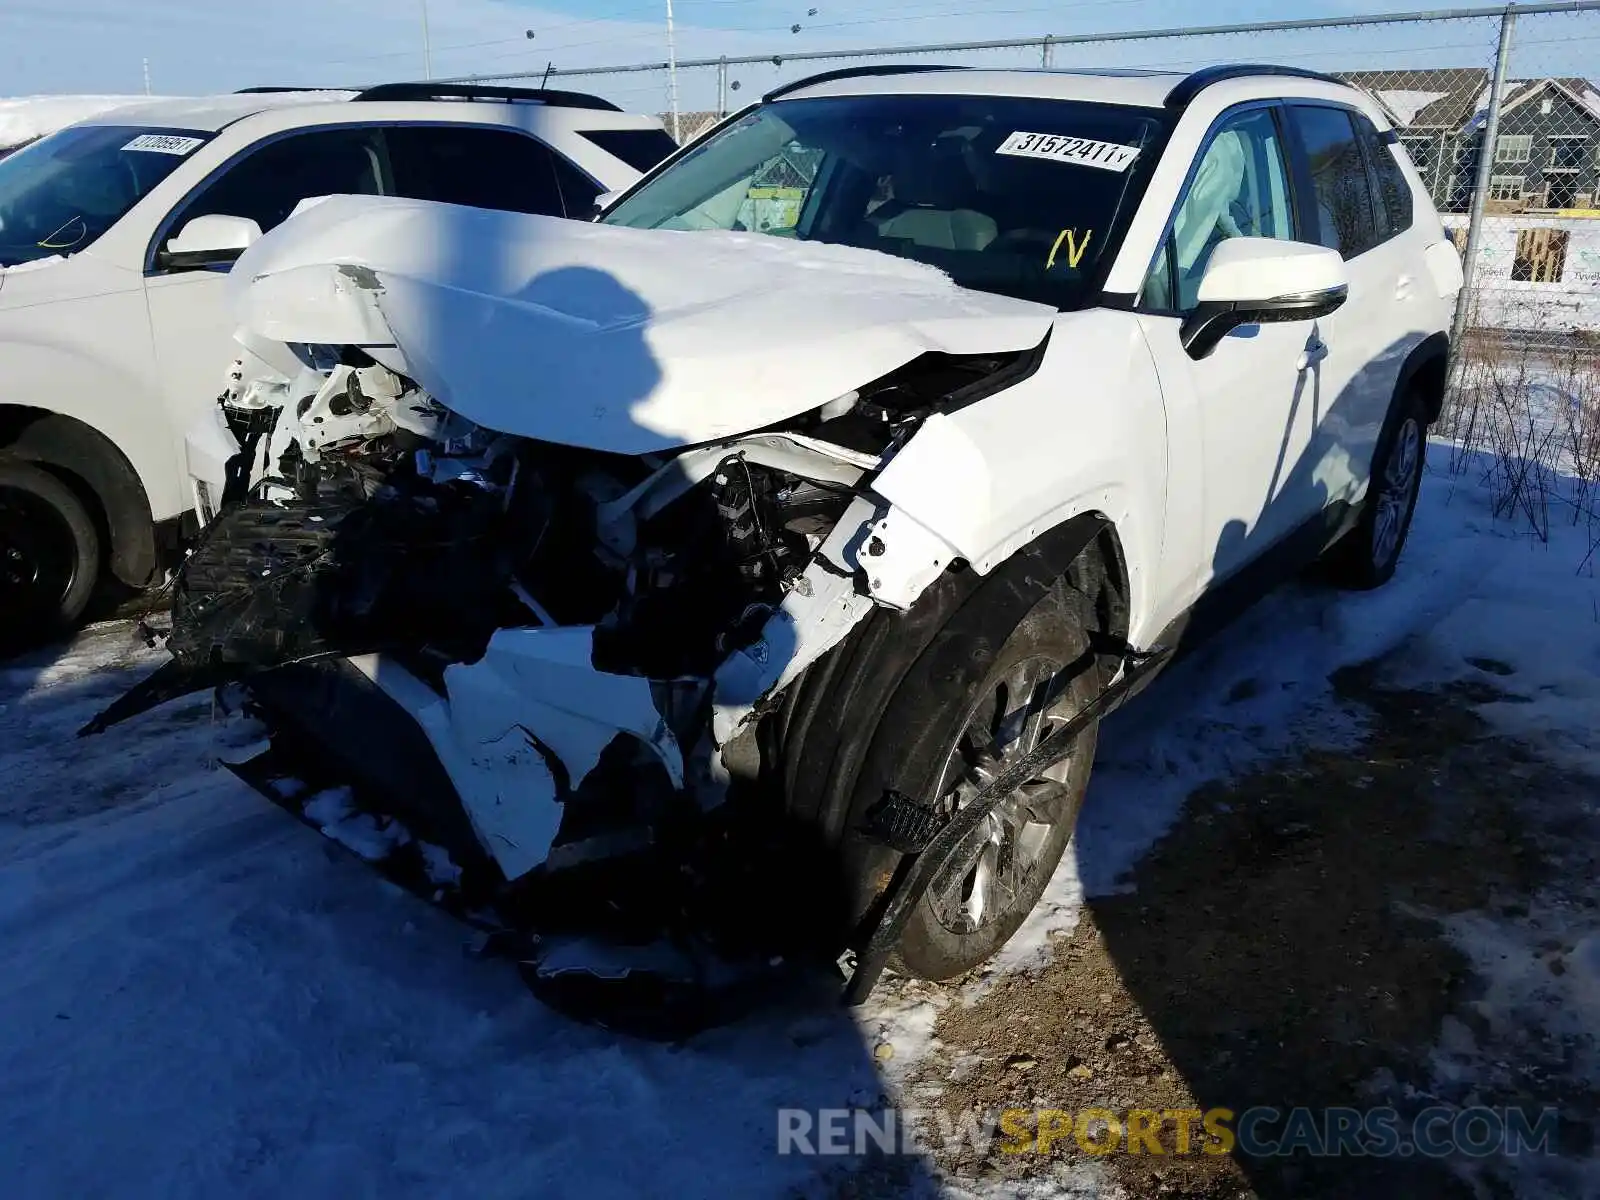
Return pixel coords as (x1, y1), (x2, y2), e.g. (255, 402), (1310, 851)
(96, 64), (1463, 1015)
(0, 84), (670, 643)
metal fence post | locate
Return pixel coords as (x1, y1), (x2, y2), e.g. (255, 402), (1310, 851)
(1450, 2), (1518, 354)
(717, 56), (729, 116)
(1041, 35), (1054, 67)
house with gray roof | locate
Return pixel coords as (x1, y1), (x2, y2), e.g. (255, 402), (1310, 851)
(1340, 68), (1600, 213)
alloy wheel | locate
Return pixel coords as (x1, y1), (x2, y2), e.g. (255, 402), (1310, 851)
(927, 655), (1079, 936)
(1372, 416), (1421, 571)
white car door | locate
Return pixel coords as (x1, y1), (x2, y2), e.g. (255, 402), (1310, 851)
(1283, 103), (1407, 509)
(143, 127), (389, 472)
(1134, 104), (1329, 599)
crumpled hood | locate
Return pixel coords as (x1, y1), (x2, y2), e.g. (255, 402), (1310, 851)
(227, 194), (1056, 454)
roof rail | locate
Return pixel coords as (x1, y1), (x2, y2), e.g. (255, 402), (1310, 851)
(764, 63), (967, 103)
(351, 82), (621, 111)
(1166, 64), (1345, 109)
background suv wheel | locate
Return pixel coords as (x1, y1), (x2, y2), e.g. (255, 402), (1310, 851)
(0, 456), (100, 652)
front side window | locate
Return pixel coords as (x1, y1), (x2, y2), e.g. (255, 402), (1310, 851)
(0, 124), (211, 267)
(1290, 105), (1380, 260)
(602, 94), (1168, 309)
(1141, 107), (1295, 312)
(171, 127), (385, 238)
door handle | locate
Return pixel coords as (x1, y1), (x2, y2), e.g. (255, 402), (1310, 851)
(1395, 274), (1415, 301)
(1297, 339), (1328, 371)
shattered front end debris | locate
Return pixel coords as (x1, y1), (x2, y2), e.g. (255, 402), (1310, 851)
(89, 196), (1069, 1030)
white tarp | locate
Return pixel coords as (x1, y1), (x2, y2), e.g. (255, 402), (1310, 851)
(1444, 213), (1600, 333)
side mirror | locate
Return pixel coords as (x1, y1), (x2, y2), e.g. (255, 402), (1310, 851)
(160, 214), (263, 273)
(1181, 238), (1349, 360)
(591, 189), (623, 218)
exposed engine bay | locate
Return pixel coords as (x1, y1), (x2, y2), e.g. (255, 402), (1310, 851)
(92, 328), (1050, 1033)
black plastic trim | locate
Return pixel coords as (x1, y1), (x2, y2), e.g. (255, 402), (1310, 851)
(352, 83), (621, 111)
(1166, 65), (1345, 110)
(763, 63), (967, 103)
(1180, 286), (1349, 359)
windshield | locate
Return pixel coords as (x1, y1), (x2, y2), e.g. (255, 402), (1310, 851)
(602, 94), (1167, 308)
(0, 125), (211, 267)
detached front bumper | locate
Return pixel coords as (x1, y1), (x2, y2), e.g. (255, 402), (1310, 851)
(335, 628), (685, 882)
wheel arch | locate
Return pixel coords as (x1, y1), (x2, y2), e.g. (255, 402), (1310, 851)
(0, 406), (160, 588)
(1397, 331), (1451, 425)
(777, 509), (1128, 849)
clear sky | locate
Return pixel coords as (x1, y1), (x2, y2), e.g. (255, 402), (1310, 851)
(1, 0), (1591, 113)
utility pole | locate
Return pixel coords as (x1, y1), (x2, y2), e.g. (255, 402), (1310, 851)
(666, 0), (682, 141)
(142, 57), (152, 96)
(1451, 2), (1517, 353)
(420, 0), (434, 80)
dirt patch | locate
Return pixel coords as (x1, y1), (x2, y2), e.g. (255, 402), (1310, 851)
(910, 666), (1599, 1198)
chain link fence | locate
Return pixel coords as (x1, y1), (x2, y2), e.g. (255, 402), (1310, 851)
(452, 3), (1597, 345)
(457, 4), (1600, 538)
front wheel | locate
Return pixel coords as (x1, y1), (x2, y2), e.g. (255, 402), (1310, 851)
(778, 552), (1103, 983)
(1323, 387), (1426, 590)
(892, 589), (1100, 980)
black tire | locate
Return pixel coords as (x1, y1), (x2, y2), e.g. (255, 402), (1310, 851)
(779, 549), (1102, 982)
(1322, 386), (1427, 591)
(0, 456), (101, 646)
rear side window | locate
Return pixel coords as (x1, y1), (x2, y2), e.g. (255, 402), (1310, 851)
(384, 125), (571, 216)
(579, 128), (680, 173)
(1355, 115), (1414, 240)
(1288, 105), (1380, 260)
(174, 127), (384, 234)
(548, 153), (601, 217)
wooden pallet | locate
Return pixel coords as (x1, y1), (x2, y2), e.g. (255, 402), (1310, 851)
(1513, 226), (1571, 283)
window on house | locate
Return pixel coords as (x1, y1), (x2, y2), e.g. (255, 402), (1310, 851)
(1546, 179), (1579, 210)
(1401, 136), (1432, 173)
(1489, 175), (1525, 202)
(1495, 134), (1533, 164)
(1511, 227), (1569, 281)
(1549, 137), (1587, 171)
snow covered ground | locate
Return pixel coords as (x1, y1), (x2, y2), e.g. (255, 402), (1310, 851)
(1, 443), (1597, 1198)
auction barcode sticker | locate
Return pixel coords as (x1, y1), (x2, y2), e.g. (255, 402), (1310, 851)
(996, 132), (1141, 172)
(122, 133), (205, 156)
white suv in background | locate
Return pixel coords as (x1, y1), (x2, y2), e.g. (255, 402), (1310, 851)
(0, 84), (671, 644)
